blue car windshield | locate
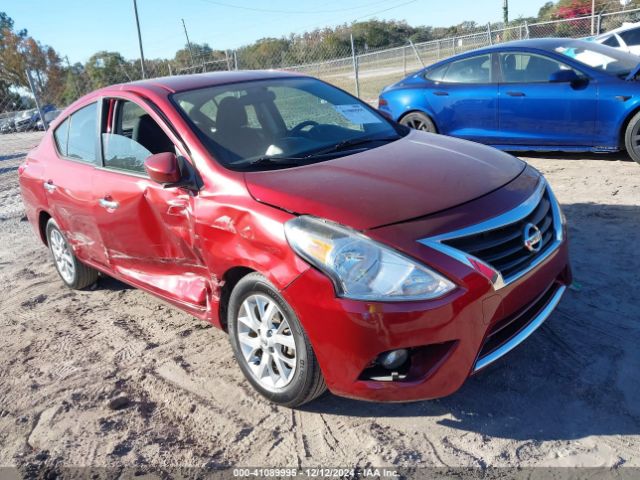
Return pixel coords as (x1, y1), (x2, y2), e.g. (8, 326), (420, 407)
(172, 77), (404, 171)
(555, 41), (639, 77)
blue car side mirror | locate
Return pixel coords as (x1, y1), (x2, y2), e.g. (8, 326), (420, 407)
(549, 69), (581, 84)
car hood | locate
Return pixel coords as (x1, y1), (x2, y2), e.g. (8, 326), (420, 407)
(244, 130), (526, 230)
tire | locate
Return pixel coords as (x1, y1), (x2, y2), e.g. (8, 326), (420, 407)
(399, 111), (437, 133)
(624, 111), (640, 165)
(227, 272), (326, 407)
(46, 219), (98, 290)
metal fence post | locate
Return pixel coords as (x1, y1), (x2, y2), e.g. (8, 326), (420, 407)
(453, 37), (457, 54)
(437, 40), (441, 60)
(597, 13), (602, 35)
(25, 69), (48, 131)
(350, 34), (360, 98)
(487, 23), (493, 45)
(524, 20), (530, 39)
(403, 46), (407, 76)
(409, 39), (425, 68)
(233, 50), (238, 70)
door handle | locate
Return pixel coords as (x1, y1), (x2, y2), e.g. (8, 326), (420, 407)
(99, 197), (119, 210)
(166, 199), (189, 216)
(506, 91), (526, 97)
(43, 181), (56, 193)
(433, 91), (449, 96)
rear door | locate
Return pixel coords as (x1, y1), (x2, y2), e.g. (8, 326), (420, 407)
(497, 51), (597, 146)
(93, 96), (209, 307)
(423, 53), (499, 143)
(46, 102), (109, 267)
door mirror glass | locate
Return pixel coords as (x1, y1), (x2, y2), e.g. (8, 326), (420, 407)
(549, 69), (580, 83)
(144, 152), (181, 185)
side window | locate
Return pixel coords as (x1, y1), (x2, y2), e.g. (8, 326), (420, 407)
(53, 117), (70, 156)
(442, 55), (492, 83)
(102, 100), (174, 174)
(602, 35), (620, 48)
(499, 53), (579, 83)
(423, 64), (448, 82)
(67, 103), (98, 163)
(620, 28), (640, 46)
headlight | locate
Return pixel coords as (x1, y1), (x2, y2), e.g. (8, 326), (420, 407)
(284, 216), (455, 301)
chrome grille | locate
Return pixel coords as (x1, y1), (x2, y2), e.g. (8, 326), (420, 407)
(441, 187), (557, 281)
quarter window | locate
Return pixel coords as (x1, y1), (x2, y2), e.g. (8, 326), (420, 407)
(619, 28), (640, 46)
(602, 35), (620, 48)
(53, 117), (70, 155)
(65, 103), (98, 163)
(102, 100), (175, 174)
(499, 53), (580, 83)
(424, 64), (448, 82)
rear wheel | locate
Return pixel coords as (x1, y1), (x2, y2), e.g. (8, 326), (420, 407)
(46, 219), (98, 289)
(624, 111), (640, 165)
(399, 111), (436, 133)
(228, 273), (326, 407)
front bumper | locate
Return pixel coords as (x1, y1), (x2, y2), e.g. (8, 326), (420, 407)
(282, 240), (571, 402)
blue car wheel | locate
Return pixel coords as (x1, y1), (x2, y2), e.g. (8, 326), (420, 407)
(399, 112), (436, 133)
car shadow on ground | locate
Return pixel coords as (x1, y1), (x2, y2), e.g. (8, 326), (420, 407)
(517, 151), (633, 162)
(302, 203), (640, 442)
(95, 274), (134, 291)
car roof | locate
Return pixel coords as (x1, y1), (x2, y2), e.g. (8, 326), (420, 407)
(102, 69), (305, 95)
(469, 37), (596, 55)
(594, 21), (640, 38)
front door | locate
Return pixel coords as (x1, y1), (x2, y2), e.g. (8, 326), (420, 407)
(497, 51), (597, 146)
(93, 98), (208, 307)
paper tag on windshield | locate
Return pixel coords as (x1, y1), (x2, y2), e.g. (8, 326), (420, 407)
(333, 104), (382, 124)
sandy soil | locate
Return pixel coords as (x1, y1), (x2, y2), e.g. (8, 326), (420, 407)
(0, 132), (638, 473)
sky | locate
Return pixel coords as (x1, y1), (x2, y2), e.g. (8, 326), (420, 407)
(4, 0), (543, 64)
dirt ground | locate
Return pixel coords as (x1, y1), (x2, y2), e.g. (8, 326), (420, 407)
(0, 132), (638, 473)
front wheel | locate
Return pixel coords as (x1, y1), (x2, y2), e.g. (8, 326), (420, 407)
(227, 273), (326, 407)
(399, 111), (437, 133)
(624, 111), (640, 165)
(46, 219), (98, 289)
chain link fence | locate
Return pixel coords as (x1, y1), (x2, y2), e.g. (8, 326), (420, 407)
(3, 5), (640, 138)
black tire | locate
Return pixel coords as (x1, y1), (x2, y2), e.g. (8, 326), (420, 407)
(46, 219), (98, 290)
(624, 111), (640, 165)
(227, 272), (326, 407)
(399, 111), (437, 133)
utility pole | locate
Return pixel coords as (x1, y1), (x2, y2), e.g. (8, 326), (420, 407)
(503, 0), (509, 26)
(182, 18), (196, 69)
(132, 0), (146, 78)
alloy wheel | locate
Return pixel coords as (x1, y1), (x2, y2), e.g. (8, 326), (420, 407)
(50, 228), (75, 284)
(236, 294), (297, 391)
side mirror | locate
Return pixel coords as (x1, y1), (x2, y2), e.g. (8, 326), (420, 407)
(549, 69), (581, 84)
(144, 152), (181, 185)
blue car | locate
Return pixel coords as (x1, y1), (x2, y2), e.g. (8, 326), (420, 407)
(378, 38), (640, 164)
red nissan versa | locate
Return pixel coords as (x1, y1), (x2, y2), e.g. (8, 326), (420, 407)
(18, 71), (571, 407)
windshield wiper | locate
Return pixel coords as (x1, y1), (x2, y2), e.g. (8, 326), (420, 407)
(304, 135), (401, 158)
(243, 156), (305, 169)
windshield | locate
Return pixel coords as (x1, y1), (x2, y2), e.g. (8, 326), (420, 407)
(554, 41), (639, 77)
(173, 77), (404, 170)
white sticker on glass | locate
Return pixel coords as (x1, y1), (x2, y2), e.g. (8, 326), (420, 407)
(333, 104), (382, 124)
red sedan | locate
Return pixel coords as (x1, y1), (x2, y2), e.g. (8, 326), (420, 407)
(18, 71), (571, 407)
